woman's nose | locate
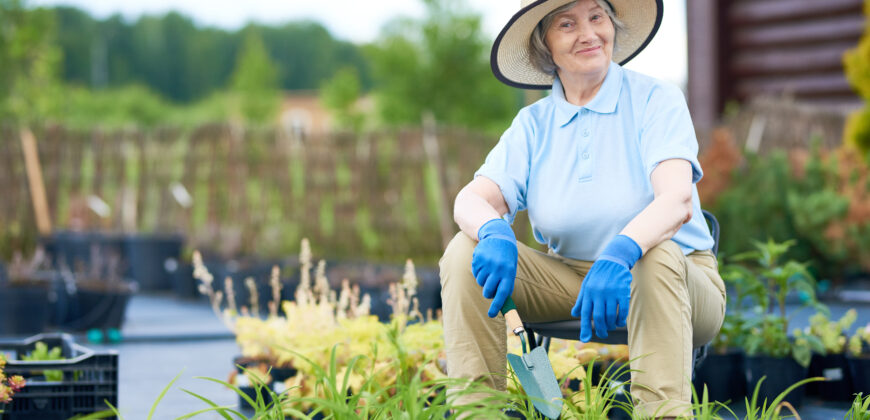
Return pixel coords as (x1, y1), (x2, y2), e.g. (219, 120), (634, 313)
(575, 22), (597, 43)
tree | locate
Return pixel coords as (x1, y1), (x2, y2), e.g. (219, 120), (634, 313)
(320, 67), (364, 133)
(843, 0), (870, 155)
(229, 29), (281, 125)
(365, 0), (520, 133)
(0, 0), (62, 124)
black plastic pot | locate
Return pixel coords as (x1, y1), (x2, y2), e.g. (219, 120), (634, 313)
(54, 280), (136, 331)
(0, 283), (50, 335)
(169, 263), (199, 300)
(807, 353), (853, 401)
(239, 385), (273, 410)
(42, 231), (126, 274)
(124, 234), (183, 291)
(233, 355), (297, 382)
(848, 355), (870, 396)
(693, 350), (746, 403)
(745, 355), (809, 407)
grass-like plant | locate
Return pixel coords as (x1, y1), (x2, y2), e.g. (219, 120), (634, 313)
(847, 392), (870, 420)
(741, 376), (822, 420)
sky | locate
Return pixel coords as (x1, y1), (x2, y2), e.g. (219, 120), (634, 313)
(30, 0), (688, 88)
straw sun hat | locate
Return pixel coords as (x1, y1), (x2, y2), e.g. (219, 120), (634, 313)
(491, 0), (664, 89)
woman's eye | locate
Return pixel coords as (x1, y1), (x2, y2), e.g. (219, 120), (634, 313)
(591, 14), (601, 21)
(559, 21), (574, 28)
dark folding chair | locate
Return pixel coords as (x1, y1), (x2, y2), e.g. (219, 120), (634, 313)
(523, 209), (721, 378)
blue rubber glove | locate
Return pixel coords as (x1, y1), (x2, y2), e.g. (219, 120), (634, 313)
(571, 235), (642, 342)
(471, 218), (518, 318)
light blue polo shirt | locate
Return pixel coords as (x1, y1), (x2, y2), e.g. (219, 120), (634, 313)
(475, 61), (714, 261)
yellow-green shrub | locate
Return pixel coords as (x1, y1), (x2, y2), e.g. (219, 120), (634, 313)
(844, 0), (870, 153)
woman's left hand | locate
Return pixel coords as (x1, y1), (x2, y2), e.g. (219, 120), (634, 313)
(571, 235), (642, 342)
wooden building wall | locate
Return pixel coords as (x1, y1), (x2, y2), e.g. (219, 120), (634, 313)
(688, 0), (865, 135)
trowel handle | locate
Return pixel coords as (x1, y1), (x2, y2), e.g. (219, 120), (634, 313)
(500, 296), (525, 336)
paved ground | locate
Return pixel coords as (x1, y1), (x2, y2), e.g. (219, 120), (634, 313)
(16, 291), (870, 419)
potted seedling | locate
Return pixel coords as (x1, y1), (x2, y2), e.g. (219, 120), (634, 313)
(53, 245), (137, 334)
(693, 261), (763, 403)
(805, 309), (857, 401)
(848, 323), (870, 396)
(732, 239), (826, 407)
(20, 341), (65, 382)
(2, 249), (53, 336)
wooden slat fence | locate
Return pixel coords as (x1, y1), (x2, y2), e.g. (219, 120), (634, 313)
(0, 125), (538, 263)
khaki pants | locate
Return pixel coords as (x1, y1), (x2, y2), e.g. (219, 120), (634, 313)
(439, 232), (726, 418)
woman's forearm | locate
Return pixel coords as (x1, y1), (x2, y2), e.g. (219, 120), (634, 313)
(619, 159), (694, 254)
(619, 192), (692, 254)
(454, 187), (504, 241)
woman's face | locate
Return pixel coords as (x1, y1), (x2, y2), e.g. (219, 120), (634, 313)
(545, 0), (615, 79)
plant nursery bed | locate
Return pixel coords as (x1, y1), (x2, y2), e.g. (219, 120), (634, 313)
(0, 333), (118, 420)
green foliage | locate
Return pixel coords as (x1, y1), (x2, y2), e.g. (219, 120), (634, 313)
(712, 152), (796, 260)
(850, 323), (870, 357)
(845, 0), (870, 101)
(319, 67), (365, 133)
(726, 239), (827, 367)
(365, 0), (520, 133)
(21, 341), (64, 381)
(845, 107), (870, 156)
(712, 263), (757, 353)
(229, 30), (280, 125)
(844, 0), (870, 154)
(712, 144), (870, 283)
(0, 0), (63, 124)
(742, 376), (823, 420)
(49, 7), (369, 102)
(555, 358), (633, 419)
(848, 392), (870, 420)
(807, 309), (857, 354)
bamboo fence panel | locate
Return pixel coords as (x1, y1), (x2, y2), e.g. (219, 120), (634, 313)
(0, 124), (541, 263)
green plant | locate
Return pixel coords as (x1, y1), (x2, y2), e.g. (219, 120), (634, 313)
(850, 323), (870, 357)
(847, 392), (870, 420)
(713, 262), (767, 354)
(741, 376), (823, 420)
(21, 341), (64, 381)
(690, 383), (735, 420)
(729, 239), (827, 367)
(843, 0), (870, 154)
(712, 151), (798, 261)
(0, 354), (26, 410)
(554, 357), (634, 419)
(807, 309), (858, 354)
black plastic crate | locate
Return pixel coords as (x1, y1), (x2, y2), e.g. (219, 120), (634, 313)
(0, 333), (118, 420)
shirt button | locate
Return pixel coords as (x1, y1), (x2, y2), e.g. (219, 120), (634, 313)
(582, 153), (590, 159)
(583, 129), (590, 137)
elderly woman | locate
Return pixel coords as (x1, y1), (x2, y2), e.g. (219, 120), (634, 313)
(439, 0), (726, 417)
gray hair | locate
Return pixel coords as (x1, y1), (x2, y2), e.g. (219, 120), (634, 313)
(529, 0), (626, 75)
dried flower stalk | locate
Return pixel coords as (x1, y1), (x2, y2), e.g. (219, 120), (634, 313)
(245, 277), (259, 317)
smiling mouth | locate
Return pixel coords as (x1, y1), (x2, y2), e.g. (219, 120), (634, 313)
(576, 46), (601, 54)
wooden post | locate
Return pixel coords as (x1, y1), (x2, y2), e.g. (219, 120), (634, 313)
(20, 127), (52, 235)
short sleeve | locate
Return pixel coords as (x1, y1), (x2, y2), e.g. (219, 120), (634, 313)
(639, 83), (703, 183)
(473, 110), (534, 223)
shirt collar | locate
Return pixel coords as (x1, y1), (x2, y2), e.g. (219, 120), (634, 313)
(551, 61), (623, 126)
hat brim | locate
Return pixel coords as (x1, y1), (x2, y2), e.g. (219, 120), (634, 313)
(491, 0), (664, 90)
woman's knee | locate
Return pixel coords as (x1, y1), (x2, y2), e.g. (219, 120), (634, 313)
(440, 232), (477, 289)
(633, 240), (687, 291)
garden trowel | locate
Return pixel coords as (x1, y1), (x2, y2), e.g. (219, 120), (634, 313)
(501, 296), (563, 419)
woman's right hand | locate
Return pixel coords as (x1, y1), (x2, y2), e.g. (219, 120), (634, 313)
(472, 218), (518, 318)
